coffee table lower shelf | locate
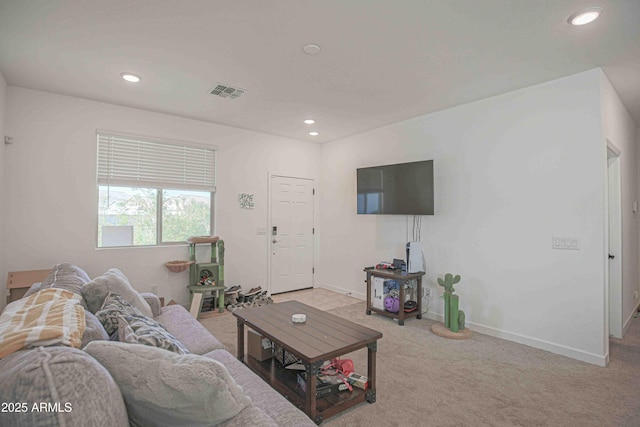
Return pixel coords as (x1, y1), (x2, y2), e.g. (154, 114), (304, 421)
(244, 355), (372, 424)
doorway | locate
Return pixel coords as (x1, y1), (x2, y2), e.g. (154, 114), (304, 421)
(269, 175), (315, 294)
(607, 143), (622, 339)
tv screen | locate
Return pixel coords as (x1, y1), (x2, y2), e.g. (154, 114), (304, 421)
(357, 160), (434, 215)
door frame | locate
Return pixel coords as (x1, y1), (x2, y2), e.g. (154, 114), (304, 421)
(606, 140), (623, 342)
(267, 173), (316, 295)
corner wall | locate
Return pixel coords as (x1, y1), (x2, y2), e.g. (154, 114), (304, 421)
(319, 70), (608, 364)
(0, 72), (7, 307)
(3, 87), (320, 308)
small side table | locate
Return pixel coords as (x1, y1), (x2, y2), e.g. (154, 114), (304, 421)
(188, 284), (224, 319)
(365, 268), (425, 326)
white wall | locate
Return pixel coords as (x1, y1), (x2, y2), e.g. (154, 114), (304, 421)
(3, 87), (320, 308)
(601, 73), (639, 336)
(0, 72), (7, 306)
(319, 69), (609, 365)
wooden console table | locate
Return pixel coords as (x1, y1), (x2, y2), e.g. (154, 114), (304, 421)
(365, 268), (424, 326)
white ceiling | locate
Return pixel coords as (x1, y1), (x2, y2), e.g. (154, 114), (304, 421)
(1, 0), (639, 143)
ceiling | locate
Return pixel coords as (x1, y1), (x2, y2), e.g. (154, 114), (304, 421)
(1, 0), (639, 143)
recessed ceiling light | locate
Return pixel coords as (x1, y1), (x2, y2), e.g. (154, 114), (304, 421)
(303, 44), (321, 55)
(303, 119), (315, 125)
(568, 7), (603, 26)
(121, 72), (141, 83)
(308, 131), (319, 136)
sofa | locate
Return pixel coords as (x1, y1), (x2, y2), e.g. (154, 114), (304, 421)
(0, 263), (316, 427)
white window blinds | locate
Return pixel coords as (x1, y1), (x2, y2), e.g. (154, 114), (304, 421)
(97, 133), (216, 191)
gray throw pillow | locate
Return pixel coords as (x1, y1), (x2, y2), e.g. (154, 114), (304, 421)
(22, 282), (42, 298)
(84, 341), (252, 427)
(0, 346), (129, 427)
(81, 310), (110, 347)
(140, 292), (162, 317)
(82, 268), (152, 317)
(95, 292), (146, 336)
(117, 314), (189, 355)
(41, 263), (91, 296)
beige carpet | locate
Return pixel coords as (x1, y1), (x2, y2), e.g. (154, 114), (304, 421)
(200, 301), (640, 426)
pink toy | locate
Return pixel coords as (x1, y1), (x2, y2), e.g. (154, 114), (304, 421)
(384, 297), (400, 313)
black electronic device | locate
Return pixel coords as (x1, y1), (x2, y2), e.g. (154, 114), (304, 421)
(356, 159), (434, 215)
(392, 258), (406, 271)
(404, 300), (418, 312)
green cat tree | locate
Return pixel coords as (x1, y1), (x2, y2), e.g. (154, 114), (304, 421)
(430, 273), (472, 339)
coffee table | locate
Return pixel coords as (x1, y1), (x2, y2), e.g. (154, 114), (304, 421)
(233, 300), (382, 424)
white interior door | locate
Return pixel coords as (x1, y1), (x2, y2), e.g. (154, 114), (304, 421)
(270, 176), (314, 294)
(607, 145), (622, 338)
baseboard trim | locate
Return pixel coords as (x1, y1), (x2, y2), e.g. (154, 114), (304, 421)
(320, 284), (607, 366)
(422, 311), (607, 367)
(318, 283), (365, 301)
(622, 300), (640, 336)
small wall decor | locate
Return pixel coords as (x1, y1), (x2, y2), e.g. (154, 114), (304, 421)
(239, 193), (255, 209)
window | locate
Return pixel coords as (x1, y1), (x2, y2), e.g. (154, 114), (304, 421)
(97, 132), (216, 247)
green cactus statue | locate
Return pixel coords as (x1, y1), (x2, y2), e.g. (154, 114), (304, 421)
(437, 273), (465, 332)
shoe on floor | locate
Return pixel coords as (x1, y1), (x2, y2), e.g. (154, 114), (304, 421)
(225, 285), (241, 294)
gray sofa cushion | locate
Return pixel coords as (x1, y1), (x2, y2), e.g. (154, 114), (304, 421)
(0, 346), (128, 427)
(205, 349), (316, 427)
(82, 268), (152, 317)
(140, 292), (162, 317)
(220, 406), (279, 427)
(80, 310), (110, 347)
(41, 263), (91, 296)
(85, 341), (252, 427)
(154, 304), (225, 354)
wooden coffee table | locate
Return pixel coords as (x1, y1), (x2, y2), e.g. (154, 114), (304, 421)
(233, 300), (382, 424)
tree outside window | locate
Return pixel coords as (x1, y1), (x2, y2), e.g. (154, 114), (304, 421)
(98, 186), (211, 247)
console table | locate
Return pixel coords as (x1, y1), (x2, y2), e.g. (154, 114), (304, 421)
(364, 268), (424, 325)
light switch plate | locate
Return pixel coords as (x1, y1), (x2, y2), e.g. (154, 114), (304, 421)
(552, 236), (580, 250)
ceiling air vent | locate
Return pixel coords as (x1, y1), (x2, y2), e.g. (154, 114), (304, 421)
(208, 83), (246, 99)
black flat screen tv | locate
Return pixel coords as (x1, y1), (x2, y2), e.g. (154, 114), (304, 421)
(357, 159), (434, 215)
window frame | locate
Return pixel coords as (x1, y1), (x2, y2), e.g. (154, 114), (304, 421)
(96, 131), (216, 249)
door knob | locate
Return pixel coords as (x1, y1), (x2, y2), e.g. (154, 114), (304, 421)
(608, 254), (615, 260)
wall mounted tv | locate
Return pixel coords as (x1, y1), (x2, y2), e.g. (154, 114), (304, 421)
(357, 159), (434, 215)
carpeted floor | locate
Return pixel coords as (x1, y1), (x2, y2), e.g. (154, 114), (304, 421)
(200, 299), (640, 426)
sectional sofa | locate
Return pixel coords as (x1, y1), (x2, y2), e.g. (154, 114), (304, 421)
(0, 263), (315, 426)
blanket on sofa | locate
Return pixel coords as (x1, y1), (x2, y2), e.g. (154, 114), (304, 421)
(0, 289), (85, 358)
